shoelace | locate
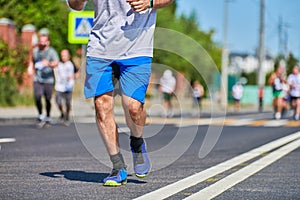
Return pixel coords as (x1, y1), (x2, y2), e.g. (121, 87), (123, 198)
(134, 152), (144, 164)
(110, 169), (119, 176)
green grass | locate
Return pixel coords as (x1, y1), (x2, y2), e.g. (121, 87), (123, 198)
(0, 91), (34, 107)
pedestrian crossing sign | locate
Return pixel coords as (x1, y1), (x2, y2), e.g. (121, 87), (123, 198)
(68, 11), (94, 44)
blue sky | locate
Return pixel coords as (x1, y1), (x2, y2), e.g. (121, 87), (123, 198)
(176, 0), (300, 59)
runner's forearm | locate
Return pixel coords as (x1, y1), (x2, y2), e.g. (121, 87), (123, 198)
(68, 0), (87, 11)
(49, 61), (59, 68)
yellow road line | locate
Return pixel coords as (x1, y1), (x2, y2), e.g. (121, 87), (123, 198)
(247, 120), (268, 127)
(284, 120), (300, 127)
(210, 118), (237, 126)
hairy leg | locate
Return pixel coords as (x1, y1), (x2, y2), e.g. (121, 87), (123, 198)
(122, 95), (146, 138)
(94, 92), (119, 156)
(277, 97), (283, 113)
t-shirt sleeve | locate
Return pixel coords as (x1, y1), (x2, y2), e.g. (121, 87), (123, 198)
(49, 48), (59, 62)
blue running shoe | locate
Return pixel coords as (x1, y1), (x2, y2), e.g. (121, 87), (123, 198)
(131, 142), (151, 178)
(103, 168), (127, 187)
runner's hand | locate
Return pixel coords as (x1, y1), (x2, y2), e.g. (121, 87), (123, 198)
(41, 59), (49, 67)
(126, 0), (150, 13)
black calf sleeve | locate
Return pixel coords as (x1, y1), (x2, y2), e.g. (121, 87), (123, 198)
(130, 136), (144, 153)
(46, 99), (51, 117)
(35, 97), (42, 115)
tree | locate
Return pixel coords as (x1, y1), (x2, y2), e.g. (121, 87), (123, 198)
(154, 1), (222, 89)
(286, 53), (299, 75)
(0, 0), (73, 106)
(0, 39), (28, 106)
(274, 53), (299, 75)
(0, 0), (72, 54)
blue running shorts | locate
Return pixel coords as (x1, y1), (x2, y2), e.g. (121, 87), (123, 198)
(84, 56), (152, 104)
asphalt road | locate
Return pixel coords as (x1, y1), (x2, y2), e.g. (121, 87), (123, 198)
(0, 115), (300, 199)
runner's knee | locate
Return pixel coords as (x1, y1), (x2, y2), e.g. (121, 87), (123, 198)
(94, 93), (114, 119)
(128, 100), (143, 119)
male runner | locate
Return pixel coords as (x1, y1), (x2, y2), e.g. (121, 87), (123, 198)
(67, 0), (173, 186)
(28, 32), (59, 127)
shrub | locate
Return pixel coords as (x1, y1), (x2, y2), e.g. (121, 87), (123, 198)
(0, 40), (29, 106)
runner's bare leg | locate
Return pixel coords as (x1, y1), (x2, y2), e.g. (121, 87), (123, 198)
(94, 92), (120, 156)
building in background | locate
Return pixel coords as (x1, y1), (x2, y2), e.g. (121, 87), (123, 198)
(229, 52), (274, 75)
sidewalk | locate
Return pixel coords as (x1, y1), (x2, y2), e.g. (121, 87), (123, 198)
(0, 96), (273, 124)
(0, 97), (94, 124)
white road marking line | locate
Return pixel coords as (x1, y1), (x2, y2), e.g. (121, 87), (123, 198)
(264, 119), (288, 127)
(175, 119), (212, 127)
(133, 131), (300, 200)
(117, 127), (130, 133)
(229, 119), (254, 126)
(185, 138), (300, 200)
(0, 138), (16, 143)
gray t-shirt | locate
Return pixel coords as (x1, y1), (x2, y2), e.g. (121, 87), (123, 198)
(87, 0), (157, 60)
(33, 47), (59, 84)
